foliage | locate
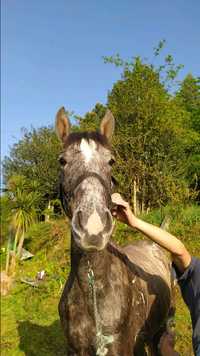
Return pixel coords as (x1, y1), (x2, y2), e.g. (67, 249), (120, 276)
(1, 42), (199, 353)
(43, 199), (62, 222)
(176, 74), (200, 200)
(0, 195), (12, 245)
(177, 74), (200, 131)
(102, 59), (191, 210)
(24, 218), (70, 254)
(77, 102), (107, 131)
(1, 207), (199, 355)
(7, 175), (41, 254)
(2, 44), (199, 214)
(2, 126), (62, 212)
(104, 51), (199, 211)
(1, 218), (71, 356)
(1, 175), (42, 279)
(104, 39), (184, 89)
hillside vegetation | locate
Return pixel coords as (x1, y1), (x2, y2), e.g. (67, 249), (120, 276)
(1, 45), (199, 355)
(1, 205), (200, 356)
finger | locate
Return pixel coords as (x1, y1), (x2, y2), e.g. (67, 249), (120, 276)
(112, 211), (117, 216)
(111, 193), (128, 208)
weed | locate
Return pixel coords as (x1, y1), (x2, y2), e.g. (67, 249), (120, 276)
(1, 207), (199, 355)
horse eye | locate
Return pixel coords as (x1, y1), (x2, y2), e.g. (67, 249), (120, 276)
(59, 157), (67, 166)
(111, 176), (118, 186)
(109, 157), (116, 166)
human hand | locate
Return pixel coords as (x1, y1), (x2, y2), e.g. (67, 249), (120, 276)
(111, 193), (137, 227)
(159, 332), (179, 356)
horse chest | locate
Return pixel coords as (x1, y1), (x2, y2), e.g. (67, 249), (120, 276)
(67, 278), (128, 333)
(63, 271), (146, 355)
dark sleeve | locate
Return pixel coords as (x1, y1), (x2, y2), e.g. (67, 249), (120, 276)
(173, 257), (199, 283)
(173, 257), (200, 354)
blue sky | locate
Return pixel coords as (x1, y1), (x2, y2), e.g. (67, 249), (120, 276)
(1, 0), (200, 160)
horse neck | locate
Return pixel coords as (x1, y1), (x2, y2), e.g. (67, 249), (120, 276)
(70, 235), (111, 287)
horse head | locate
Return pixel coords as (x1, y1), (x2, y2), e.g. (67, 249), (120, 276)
(56, 107), (115, 252)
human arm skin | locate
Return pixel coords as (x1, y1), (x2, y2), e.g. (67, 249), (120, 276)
(111, 193), (191, 273)
(159, 332), (180, 356)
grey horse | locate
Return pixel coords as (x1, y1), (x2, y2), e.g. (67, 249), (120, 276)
(56, 107), (175, 356)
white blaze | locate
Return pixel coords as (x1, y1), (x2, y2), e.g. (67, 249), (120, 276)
(80, 139), (96, 163)
(85, 210), (104, 235)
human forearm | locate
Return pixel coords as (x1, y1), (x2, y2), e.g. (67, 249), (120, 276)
(131, 217), (182, 254)
(111, 193), (191, 273)
(130, 217), (191, 272)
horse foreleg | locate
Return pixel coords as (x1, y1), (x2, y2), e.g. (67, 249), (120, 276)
(147, 331), (163, 356)
(67, 349), (95, 356)
(148, 307), (176, 356)
(147, 343), (161, 356)
(133, 337), (148, 356)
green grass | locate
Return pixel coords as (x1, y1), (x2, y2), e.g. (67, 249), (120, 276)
(1, 219), (70, 356)
(1, 206), (200, 355)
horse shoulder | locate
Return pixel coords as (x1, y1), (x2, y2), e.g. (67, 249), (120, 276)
(122, 240), (172, 286)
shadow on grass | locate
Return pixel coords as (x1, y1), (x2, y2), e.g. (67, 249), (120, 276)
(18, 320), (67, 356)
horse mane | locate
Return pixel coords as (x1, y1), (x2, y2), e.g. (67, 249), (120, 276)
(64, 131), (111, 149)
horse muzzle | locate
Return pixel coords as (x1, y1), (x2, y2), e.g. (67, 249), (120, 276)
(71, 208), (114, 251)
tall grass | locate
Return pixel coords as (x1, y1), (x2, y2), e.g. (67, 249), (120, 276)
(1, 205), (199, 356)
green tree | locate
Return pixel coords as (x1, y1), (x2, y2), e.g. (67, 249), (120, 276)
(0, 194), (12, 245)
(77, 57), (194, 212)
(8, 176), (40, 255)
(177, 74), (200, 132)
(3, 175), (41, 275)
(77, 103), (107, 131)
(104, 57), (191, 212)
(176, 74), (200, 200)
(3, 127), (61, 212)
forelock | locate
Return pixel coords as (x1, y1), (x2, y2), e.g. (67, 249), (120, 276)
(63, 131), (110, 150)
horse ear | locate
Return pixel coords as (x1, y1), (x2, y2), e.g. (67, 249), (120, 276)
(55, 107), (71, 143)
(100, 110), (115, 141)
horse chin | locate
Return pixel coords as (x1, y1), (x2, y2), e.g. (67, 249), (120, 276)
(82, 245), (105, 252)
(73, 232), (108, 252)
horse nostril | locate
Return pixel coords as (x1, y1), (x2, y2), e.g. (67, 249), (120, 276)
(104, 210), (113, 234)
(72, 210), (84, 232)
(77, 210), (83, 229)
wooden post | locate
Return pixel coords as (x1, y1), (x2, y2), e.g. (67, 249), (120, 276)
(133, 179), (137, 215)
